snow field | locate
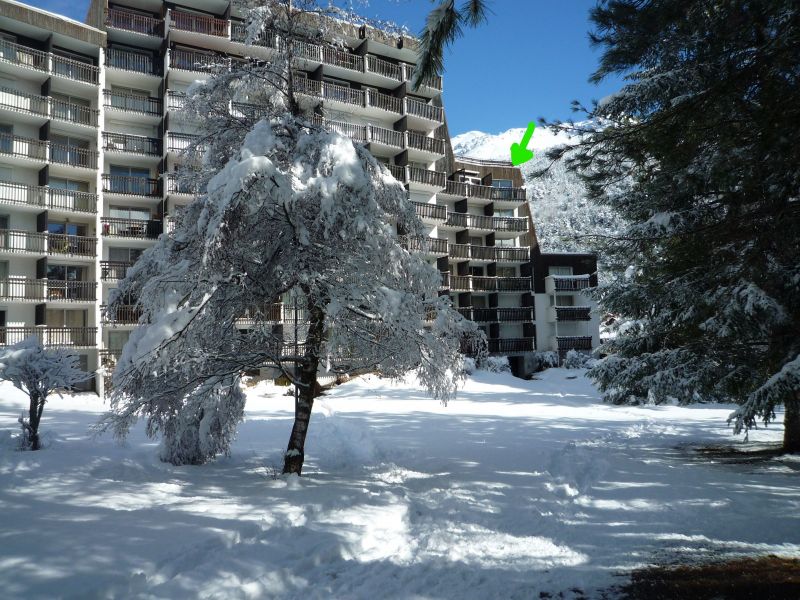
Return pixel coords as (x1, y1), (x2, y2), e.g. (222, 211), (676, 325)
(1, 369), (798, 599)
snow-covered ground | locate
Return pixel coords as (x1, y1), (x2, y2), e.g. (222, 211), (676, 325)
(1, 369), (798, 599)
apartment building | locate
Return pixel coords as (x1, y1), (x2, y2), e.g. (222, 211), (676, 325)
(0, 0), (599, 391)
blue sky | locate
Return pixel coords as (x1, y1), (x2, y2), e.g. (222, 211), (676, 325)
(28, 0), (622, 135)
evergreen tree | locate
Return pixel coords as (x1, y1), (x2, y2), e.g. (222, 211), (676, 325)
(549, 0), (800, 450)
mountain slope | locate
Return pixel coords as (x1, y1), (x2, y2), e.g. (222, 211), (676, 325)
(452, 127), (623, 256)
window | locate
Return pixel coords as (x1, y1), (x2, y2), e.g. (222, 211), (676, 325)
(50, 178), (91, 211)
(109, 205), (151, 221)
(469, 236), (483, 246)
(46, 308), (87, 327)
(497, 266), (516, 278)
(48, 221), (87, 237)
(0, 123), (12, 154)
(470, 266), (484, 277)
(108, 330), (130, 352)
(51, 93), (91, 124)
(109, 165), (151, 194)
(110, 86), (151, 112)
(0, 165), (11, 181)
(109, 247), (143, 263)
(492, 179), (513, 188)
(47, 264), (86, 282)
(495, 238), (515, 247)
(472, 296), (487, 309)
(555, 296), (575, 307)
(50, 134), (90, 167)
(495, 209), (514, 217)
(549, 266), (573, 276)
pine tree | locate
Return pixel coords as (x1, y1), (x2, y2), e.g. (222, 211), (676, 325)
(548, 0), (800, 451)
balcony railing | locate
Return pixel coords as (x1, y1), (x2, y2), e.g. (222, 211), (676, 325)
(166, 90), (187, 111)
(404, 98), (443, 122)
(366, 55), (401, 81)
(408, 167), (446, 189)
(0, 132), (47, 161)
(102, 175), (160, 197)
(101, 217), (162, 239)
(489, 338), (534, 354)
(322, 46), (363, 72)
(450, 276), (531, 292)
(322, 118), (367, 143)
(493, 216), (528, 232)
(49, 142), (98, 169)
(0, 327), (97, 347)
(552, 276), (592, 291)
(412, 201), (446, 221)
(0, 278), (46, 301)
(0, 87), (98, 127)
(102, 132), (161, 156)
(443, 180), (526, 202)
(322, 81), (365, 106)
(554, 306), (592, 321)
(231, 23), (279, 49)
(439, 271), (450, 289)
(170, 10), (229, 37)
(105, 48), (158, 75)
(388, 164), (406, 182)
(0, 39), (98, 84)
(103, 90), (162, 116)
(406, 132), (445, 155)
(0, 230), (95, 257)
(494, 247), (529, 262)
(165, 173), (200, 195)
(101, 304), (142, 324)
(368, 125), (403, 148)
(367, 89), (402, 113)
(499, 307), (534, 322)
(445, 212), (493, 230)
(46, 280), (96, 302)
(105, 8), (164, 37)
(402, 236), (448, 255)
(100, 261), (132, 280)
(556, 336), (593, 351)
(167, 132), (200, 153)
(47, 233), (97, 257)
(402, 63), (442, 91)
(0, 181), (97, 213)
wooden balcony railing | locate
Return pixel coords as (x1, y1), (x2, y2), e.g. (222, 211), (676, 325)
(105, 48), (158, 75)
(169, 10), (229, 37)
(412, 201), (446, 221)
(470, 183), (527, 202)
(443, 180), (469, 197)
(494, 247), (529, 262)
(46, 280), (97, 302)
(100, 261), (132, 281)
(402, 236), (448, 255)
(556, 336), (593, 351)
(493, 216), (528, 232)
(406, 132), (445, 155)
(103, 90), (162, 116)
(488, 338), (534, 354)
(101, 304), (142, 325)
(102, 132), (161, 156)
(404, 97), (443, 122)
(366, 55), (402, 81)
(0, 181), (96, 213)
(498, 307), (534, 322)
(0, 327), (97, 347)
(555, 306), (592, 321)
(552, 276), (591, 291)
(449, 276), (531, 292)
(408, 167), (446, 189)
(102, 175), (160, 197)
(101, 217), (162, 239)
(105, 9), (164, 37)
(445, 212), (493, 230)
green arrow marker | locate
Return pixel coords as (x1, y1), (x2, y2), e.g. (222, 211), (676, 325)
(510, 122), (536, 166)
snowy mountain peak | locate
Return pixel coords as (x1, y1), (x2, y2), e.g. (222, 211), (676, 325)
(452, 126), (574, 161)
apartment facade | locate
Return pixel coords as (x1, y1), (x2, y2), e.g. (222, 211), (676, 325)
(0, 0), (599, 391)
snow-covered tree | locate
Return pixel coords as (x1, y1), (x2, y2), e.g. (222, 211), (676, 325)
(546, 0), (800, 451)
(0, 337), (91, 450)
(103, 1), (483, 473)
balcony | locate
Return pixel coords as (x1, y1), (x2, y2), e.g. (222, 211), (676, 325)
(489, 338), (534, 354)
(402, 236), (448, 256)
(49, 141), (98, 169)
(0, 230), (95, 257)
(169, 10), (229, 37)
(0, 326), (97, 347)
(322, 81), (365, 107)
(101, 217), (162, 239)
(167, 132), (200, 153)
(545, 275), (592, 294)
(367, 125), (403, 148)
(236, 303), (283, 326)
(103, 90), (162, 117)
(0, 132), (47, 162)
(0, 278), (46, 302)
(449, 276), (531, 292)
(448, 244), (497, 262)
(0, 39), (99, 85)
(0, 87), (98, 127)
(366, 55), (402, 82)
(412, 201), (446, 222)
(45, 280), (97, 302)
(401, 63), (442, 92)
(442, 180), (527, 203)
(105, 48), (159, 76)
(105, 8), (164, 37)
(0, 181), (97, 213)
(494, 247), (529, 262)
(552, 306), (592, 322)
(404, 97), (443, 123)
(165, 173), (199, 196)
(100, 261), (132, 281)
(406, 132), (445, 156)
(493, 217), (528, 233)
(367, 89), (402, 114)
(102, 175), (160, 197)
(231, 23), (279, 49)
(322, 46), (364, 73)
(445, 212), (493, 231)
(387, 164), (406, 183)
(103, 132), (161, 157)
(407, 167), (446, 190)
(101, 304), (142, 325)
(314, 117), (367, 143)
(556, 336), (593, 351)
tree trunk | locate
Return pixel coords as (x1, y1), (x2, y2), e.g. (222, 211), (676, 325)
(783, 392), (800, 454)
(282, 296), (325, 475)
(27, 390), (42, 451)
